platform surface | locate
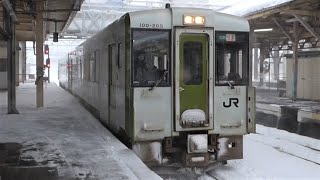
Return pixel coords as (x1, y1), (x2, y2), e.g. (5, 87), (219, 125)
(256, 88), (320, 122)
(0, 83), (162, 180)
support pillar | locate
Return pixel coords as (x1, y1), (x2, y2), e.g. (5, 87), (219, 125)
(21, 42), (26, 83)
(6, 0), (18, 114)
(273, 47), (280, 82)
(292, 22), (299, 101)
(254, 47), (259, 80)
(259, 43), (266, 86)
(36, 0), (44, 107)
(16, 42), (19, 86)
(249, 29), (253, 85)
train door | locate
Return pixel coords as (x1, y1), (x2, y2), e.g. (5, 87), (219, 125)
(108, 44), (117, 127)
(175, 28), (214, 131)
(99, 48), (109, 125)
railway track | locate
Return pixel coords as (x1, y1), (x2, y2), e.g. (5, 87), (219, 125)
(150, 162), (226, 180)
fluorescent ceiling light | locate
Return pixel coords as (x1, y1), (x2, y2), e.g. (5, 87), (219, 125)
(254, 28), (273, 32)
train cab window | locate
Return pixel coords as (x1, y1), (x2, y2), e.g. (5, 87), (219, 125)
(132, 29), (170, 87)
(215, 31), (249, 86)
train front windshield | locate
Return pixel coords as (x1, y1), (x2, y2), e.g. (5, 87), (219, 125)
(132, 30), (170, 87)
(215, 32), (249, 86)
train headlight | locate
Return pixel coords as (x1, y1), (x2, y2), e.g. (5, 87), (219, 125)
(183, 15), (205, 25)
(184, 15), (194, 24)
(194, 16), (205, 25)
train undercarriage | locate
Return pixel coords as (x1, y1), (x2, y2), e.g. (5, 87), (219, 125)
(133, 134), (243, 167)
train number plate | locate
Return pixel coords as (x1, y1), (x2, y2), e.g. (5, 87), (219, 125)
(139, 23), (164, 28)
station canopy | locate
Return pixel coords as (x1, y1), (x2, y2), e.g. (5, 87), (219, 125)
(63, 0), (293, 38)
(0, 0), (299, 41)
(0, 0), (85, 41)
(78, 0), (319, 46)
(79, 0), (292, 16)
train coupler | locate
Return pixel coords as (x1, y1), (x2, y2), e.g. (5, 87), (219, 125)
(182, 151), (210, 167)
(182, 134), (210, 167)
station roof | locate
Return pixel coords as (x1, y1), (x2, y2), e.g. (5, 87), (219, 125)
(2, 0), (318, 44)
(64, 0), (299, 38)
(0, 0), (85, 41)
(245, 0), (320, 45)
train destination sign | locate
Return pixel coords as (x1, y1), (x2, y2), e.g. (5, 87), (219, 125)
(217, 33), (236, 42)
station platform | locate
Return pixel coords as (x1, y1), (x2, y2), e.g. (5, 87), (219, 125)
(256, 92), (320, 139)
(0, 83), (162, 180)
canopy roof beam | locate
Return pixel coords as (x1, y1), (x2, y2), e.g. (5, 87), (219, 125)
(272, 18), (293, 41)
(293, 13), (320, 41)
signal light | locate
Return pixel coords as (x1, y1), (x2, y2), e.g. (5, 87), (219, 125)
(46, 58), (50, 68)
(44, 44), (49, 54)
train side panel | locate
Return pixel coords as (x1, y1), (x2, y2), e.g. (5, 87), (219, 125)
(67, 17), (129, 135)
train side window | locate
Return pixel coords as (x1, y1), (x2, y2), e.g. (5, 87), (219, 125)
(89, 51), (97, 82)
(76, 57), (80, 79)
(108, 44), (116, 85)
(131, 29), (170, 87)
(117, 43), (122, 68)
(215, 31), (249, 86)
(95, 50), (100, 82)
(79, 56), (83, 80)
(84, 54), (90, 81)
(77, 46), (83, 80)
(0, 58), (6, 72)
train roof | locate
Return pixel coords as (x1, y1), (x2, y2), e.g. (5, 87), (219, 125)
(128, 7), (249, 32)
(75, 7), (249, 51)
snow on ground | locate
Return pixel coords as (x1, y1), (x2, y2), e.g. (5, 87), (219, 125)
(204, 125), (320, 180)
(154, 124), (320, 180)
(0, 83), (161, 180)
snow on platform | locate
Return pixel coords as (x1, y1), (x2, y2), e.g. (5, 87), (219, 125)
(0, 83), (161, 180)
(255, 91), (320, 138)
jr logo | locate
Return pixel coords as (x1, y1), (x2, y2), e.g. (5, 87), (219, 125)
(223, 98), (239, 108)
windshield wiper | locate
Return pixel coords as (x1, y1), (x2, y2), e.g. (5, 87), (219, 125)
(149, 71), (169, 91)
(227, 80), (235, 89)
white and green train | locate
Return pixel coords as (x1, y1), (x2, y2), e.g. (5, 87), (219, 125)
(59, 6), (256, 167)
